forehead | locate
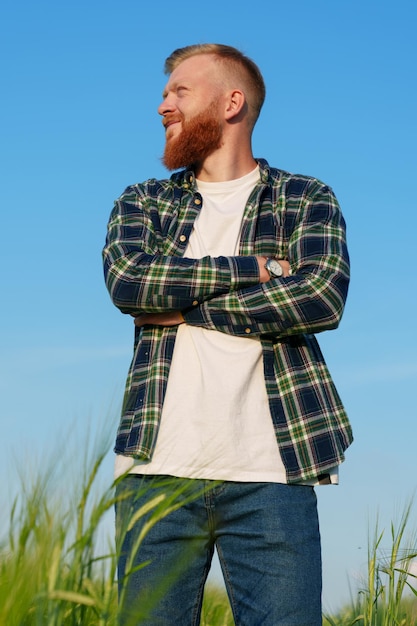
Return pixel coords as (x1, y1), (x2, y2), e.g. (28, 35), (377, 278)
(163, 54), (220, 93)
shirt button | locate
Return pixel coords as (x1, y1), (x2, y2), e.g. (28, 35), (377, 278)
(179, 234), (187, 243)
(194, 197), (202, 205)
(245, 328), (252, 334)
(192, 300), (198, 306)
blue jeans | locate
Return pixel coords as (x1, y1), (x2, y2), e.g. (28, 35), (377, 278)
(116, 475), (322, 626)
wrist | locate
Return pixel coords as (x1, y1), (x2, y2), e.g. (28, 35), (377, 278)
(256, 256), (270, 283)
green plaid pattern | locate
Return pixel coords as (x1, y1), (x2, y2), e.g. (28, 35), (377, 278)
(103, 159), (353, 482)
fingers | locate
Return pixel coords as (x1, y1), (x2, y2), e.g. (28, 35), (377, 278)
(133, 311), (184, 327)
(134, 315), (149, 327)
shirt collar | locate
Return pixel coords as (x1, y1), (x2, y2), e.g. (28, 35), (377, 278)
(171, 158), (271, 190)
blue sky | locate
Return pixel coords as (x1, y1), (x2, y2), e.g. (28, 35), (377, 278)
(1, 0), (417, 611)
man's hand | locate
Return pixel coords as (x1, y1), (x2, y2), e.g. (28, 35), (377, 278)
(133, 311), (185, 327)
(256, 257), (291, 282)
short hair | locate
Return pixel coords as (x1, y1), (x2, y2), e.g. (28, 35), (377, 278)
(164, 43), (266, 128)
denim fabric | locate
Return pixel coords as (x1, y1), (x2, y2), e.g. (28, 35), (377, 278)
(116, 475), (322, 626)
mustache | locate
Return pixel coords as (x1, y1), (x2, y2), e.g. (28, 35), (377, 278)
(162, 114), (183, 129)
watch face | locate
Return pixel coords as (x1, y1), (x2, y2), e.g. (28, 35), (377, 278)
(268, 259), (283, 277)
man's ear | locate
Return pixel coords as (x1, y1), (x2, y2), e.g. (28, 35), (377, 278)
(224, 89), (246, 121)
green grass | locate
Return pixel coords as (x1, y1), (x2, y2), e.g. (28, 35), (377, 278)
(200, 585), (233, 626)
(0, 426), (233, 625)
(324, 499), (417, 626)
(0, 429), (118, 625)
(1, 424), (416, 625)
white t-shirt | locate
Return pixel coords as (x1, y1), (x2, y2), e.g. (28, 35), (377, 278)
(115, 167), (338, 485)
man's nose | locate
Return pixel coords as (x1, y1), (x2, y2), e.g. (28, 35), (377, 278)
(158, 96), (175, 116)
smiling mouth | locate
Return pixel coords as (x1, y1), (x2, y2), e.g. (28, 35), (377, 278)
(163, 116), (182, 131)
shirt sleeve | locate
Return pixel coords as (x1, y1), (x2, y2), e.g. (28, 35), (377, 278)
(183, 183), (350, 338)
(102, 189), (261, 315)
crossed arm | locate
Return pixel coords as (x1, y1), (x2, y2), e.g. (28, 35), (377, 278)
(133, 258), (291, 327)
(103, 181), (349, 339)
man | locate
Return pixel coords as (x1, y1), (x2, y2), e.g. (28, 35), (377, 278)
(103, 43), (353, 626)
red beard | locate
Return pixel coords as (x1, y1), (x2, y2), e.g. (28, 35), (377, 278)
(162, 101), (223, 171)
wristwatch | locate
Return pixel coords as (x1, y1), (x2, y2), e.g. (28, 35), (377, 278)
(264, 257), (283, 278)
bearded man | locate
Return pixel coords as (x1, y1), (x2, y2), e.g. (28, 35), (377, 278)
(103, 43), (353, 626)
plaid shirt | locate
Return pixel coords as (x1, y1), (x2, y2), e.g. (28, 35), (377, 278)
(103, 159), (353, 483)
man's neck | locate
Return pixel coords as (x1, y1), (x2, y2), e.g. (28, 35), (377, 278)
(194, 144), (257, 183)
